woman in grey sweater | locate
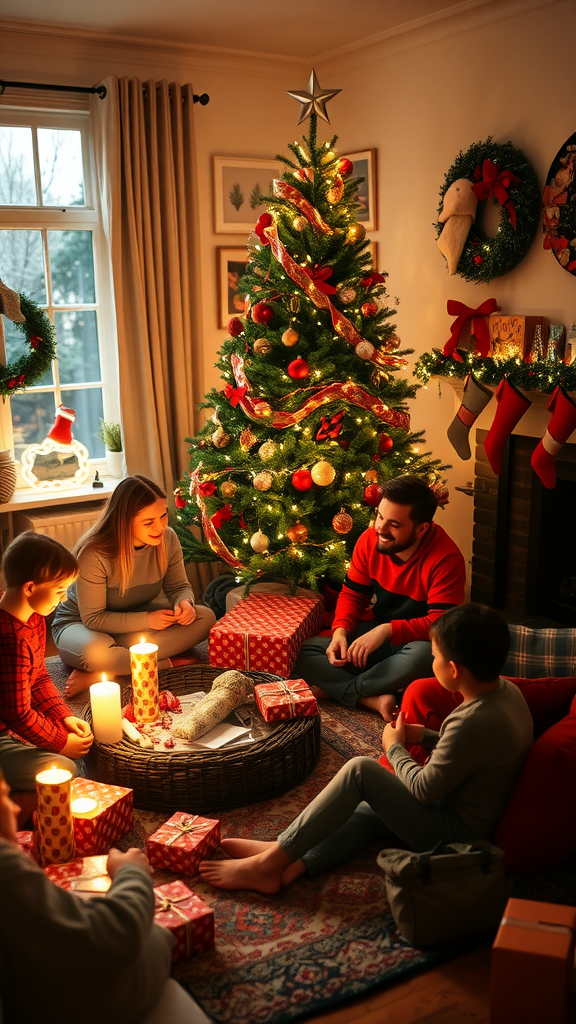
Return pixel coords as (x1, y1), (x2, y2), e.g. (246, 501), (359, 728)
(52, 476), (215, 697)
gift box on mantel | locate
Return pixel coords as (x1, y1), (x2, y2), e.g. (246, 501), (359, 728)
(71, 777), (133, 856)
(146, 812), (220, 875)
(209, 592), (323, 677)
(154, 880), (214, 962)
(255, 678), (318, 722)
(45, 854), (111, 895)
(490, 897), (576, 1024)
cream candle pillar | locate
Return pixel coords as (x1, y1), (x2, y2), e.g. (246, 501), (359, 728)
(70, 797), (99, 818)
(35, 767), (75, 866)
(90, 677), (123, 744)
(129, 639), (160, 725)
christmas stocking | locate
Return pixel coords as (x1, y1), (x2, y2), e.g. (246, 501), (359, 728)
(531, 387), (576, 489)
(447, 372), (493, 460)
(483, 378), (531, 475)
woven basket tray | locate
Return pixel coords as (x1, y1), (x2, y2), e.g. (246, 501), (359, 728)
(83, 665), (321, 813)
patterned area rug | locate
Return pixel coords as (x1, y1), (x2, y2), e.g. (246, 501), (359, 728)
(46, 655), (576, 1024)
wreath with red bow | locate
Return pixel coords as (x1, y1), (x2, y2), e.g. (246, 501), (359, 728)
(0, 292), (56, 399)
(435, 138), (541, 284)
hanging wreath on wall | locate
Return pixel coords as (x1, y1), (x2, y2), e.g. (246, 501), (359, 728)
(542, 130), (576, 275)
(0, 284), (56, 399)
(435, 137), (541, 284)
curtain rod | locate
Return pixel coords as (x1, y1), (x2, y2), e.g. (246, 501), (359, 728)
(0, 80), (210, 104)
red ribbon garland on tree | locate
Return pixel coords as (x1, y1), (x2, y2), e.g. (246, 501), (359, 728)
(472, 159), (520, 229)
(443, 298), (498, 360)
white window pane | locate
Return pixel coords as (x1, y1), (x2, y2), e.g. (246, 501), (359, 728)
(0, 230), (47, 303)
(54, 310), (101, 384)
(2, 315), (54, 387)
(11, 391), (57, 461)
(61, 387), (104, 457)
(48, 230), (96, 304)
(38, 128), (85, 206)
(0, 126), (37, 205)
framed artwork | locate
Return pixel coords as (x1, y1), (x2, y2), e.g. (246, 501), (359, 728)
(217, 247), (250, 328)
(341, 149), (377, 231)
(213, 157), (280, 233)
(367, 241), (379, 269)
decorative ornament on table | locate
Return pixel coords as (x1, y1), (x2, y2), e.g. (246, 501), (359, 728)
(531, 387), (576, 489)
(286, 68), (341, 125)
(292, 467), (313, 492)
(211, 426), (230, 449)
(253, 471), (273, 491)
(240, 427), (258, 451)
(258, 440), (277, 461)
(286, 522), (309, 543)
(253, 337), (272, 355)
(364, 483), (383, 506)
(21, 405), (90, 491)
(337, 286), (357, 304)
(447, 372), (493, 461)
(332, 508), (353, 534)
(251, 301), (275, 325)
(311, 459), (336, 486)
(287, 357), (310, 380)
(0, 284), (57, 399)
(220, 479), (237, 499)
(250, 529), (269, 553)
(347, 223), (366, 244)
(542, 131), (576, 276)
(282, 327), (299, 347)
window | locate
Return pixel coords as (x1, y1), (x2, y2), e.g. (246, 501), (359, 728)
(0, 107), (118, 469)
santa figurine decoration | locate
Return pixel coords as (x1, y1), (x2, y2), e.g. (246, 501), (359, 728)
(21, 404), (91, 491)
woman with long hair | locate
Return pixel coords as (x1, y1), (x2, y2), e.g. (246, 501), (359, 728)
(52, 475), (215, 697)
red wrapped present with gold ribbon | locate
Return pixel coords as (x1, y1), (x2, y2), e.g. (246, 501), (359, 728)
(254, 678), (318, 722)
(146, 812), (220, 875)
(70, 778), (134, 856)
(153, 880), (215, 961)
(45, 854), (111, 895)
(209, 593), (323, 677)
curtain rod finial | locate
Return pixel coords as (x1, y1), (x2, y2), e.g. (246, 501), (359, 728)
(193, 93), (209, 106)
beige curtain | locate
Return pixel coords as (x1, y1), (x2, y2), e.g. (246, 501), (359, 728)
(90, 76), (201, 497)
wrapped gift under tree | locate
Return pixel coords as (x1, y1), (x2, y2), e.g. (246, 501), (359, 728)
(153, 880), (215, 962)
(209, 593), (323, 676)
(255, 678), (318, 722)
(146, 812), (220, 875)
(70, 778), (133, 856)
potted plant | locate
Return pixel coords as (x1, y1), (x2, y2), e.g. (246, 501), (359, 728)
(98, 420), (124, 479)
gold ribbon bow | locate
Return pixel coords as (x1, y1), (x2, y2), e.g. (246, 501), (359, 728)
(164, 815), (201, 847)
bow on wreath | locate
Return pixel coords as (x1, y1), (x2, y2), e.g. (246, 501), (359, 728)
(443, 298), (498, 360)
(315, 410), (345, 441)
(472, 159), (521, 228)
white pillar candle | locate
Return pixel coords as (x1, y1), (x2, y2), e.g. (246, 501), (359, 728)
(90, 678), (123, 744)
(36, 767), (75, 866)
(129, 640), (160, 725)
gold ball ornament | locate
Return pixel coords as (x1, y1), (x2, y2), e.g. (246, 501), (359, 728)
(258, 440), (277, 461)
(254, 337), (272, 355)
(220, 480), (237, 499)
(293, 216), (307, 232)
(311, 460), (336, 486)
(347, 223), (366, 243)
(286, 521), (309, 543)
(240, 428), (258, 451)
(332, 509), (353, 534)
(365, 470), (379, 483)
(282, 327), (299, 347)
(355, 341), (375, 361)
(338, 286), (356, 304)
(250, 530), (269, 553)
(253, 471), (273, 491)
(212, 426), (230, 449)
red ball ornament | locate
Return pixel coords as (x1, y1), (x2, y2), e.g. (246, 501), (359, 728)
(378, 433), (394, 454)
(227, 317), (244, 338)
(292, 468), (313, 492)
(361, 301), (379, 318)
(287, 357), (310, 380)
(364, 483), (383, 506)
(252, 301), (275, 325)
(338, 158), (353, 178)
(255, 212), (273, 245)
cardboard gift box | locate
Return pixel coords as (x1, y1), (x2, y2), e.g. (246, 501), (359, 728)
(71, 778), (134, 856)
(154, 880), (214, 962)
(490, 897), (576, 1024)
(254, 678), (318, 722)
(209, 593), (323, 677)
(146, 812), (220, 875)
(45, 854), (111, 895)
(489, 314), (549, 361)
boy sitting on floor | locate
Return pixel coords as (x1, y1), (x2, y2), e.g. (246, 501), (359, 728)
(0, 532), (93, 828)
(199, 603), (533, 893)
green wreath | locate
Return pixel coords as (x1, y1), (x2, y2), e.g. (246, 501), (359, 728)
(436, 137), (541, 284)
(0, 294), (56, 399)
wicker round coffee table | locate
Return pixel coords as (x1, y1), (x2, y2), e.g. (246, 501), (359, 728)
(83, 665), (320, 813)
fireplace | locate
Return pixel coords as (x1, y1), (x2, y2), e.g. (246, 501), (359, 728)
(471, 429), (576, 625)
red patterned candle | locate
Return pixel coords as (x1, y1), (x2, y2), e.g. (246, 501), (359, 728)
(35, 767), (76, 866)
(129, 640), (160, 725)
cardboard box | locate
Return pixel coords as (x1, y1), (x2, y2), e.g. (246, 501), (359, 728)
(490, 897), (576, 1024)
(255, 678), (318, 722)
(209, 593), (323, 677)
(71, 777), (134, 856)
(154, 880), (214, 961)
(146, 812), (220, 875)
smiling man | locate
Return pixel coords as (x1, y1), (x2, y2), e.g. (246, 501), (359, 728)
(293, 475), (466, 718)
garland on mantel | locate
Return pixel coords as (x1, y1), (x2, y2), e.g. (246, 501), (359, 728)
(413, 349), (576, 393)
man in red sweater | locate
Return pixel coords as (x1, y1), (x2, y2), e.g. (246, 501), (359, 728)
(294, 475), (466, 718)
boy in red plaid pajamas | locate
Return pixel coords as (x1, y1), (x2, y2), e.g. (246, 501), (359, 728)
(0, 532), (93, 827)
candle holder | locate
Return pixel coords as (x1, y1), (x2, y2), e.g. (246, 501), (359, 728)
(129, 641), (160, 725)
(90, 680), (123, 744)
(35, 767), (76, 866)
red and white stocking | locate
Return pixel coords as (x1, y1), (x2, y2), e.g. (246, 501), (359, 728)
(531, 387), (576, 489)
(447, 372), (493, 460)
(484, 379), (531, 476)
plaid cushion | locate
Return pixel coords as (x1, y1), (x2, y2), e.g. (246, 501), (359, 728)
(503, 625), (576, 678)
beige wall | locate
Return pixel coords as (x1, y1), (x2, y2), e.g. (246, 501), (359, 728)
(1, 0), (572, 585)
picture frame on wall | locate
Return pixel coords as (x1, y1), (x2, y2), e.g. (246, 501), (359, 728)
(213, 157), (280, 233)
(367, 241), (379, 269)
(341, 149), (377, 231)
(217, 247), (250, 328)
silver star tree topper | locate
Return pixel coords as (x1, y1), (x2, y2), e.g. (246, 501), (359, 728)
(287, 69), (341, 125)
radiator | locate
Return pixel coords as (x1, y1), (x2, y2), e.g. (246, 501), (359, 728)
(14, 500), (106, 552)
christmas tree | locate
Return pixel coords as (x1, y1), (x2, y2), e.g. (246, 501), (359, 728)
(175, 73), (445, 592)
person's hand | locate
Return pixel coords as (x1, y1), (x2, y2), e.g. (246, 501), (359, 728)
(346, 623), (392, 669)
(382, 710), (408, 753)
(107, 846), (152, 879)
(63, 716), (93, 739)
(326, 628), (348, 666)
(60, 730), (93, 758)
(172, 600), (197, 626)
(146, 608), (177, 630)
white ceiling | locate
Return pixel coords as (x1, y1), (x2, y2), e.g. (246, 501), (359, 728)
(1, 0), (487, 58)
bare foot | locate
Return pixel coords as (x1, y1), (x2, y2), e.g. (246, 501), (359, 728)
(221, 838), (275, 858)
(281, 858), (307, 886)
(311, 685), (329, 700)
(199, 848), (289, 893)
(64, 669), (103, 699)
(358, 693), (399, 722)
